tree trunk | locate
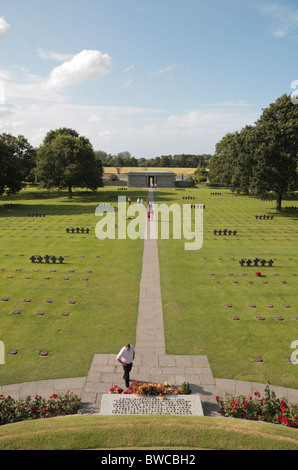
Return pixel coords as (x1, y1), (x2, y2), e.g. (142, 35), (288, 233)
(276, 192), (282, 212)
(68, 185), (72, 199)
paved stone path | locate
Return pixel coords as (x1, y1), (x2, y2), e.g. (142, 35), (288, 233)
(1, 189), (298, 415)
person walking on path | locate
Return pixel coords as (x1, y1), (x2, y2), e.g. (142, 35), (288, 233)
(116, 344), (135, 388)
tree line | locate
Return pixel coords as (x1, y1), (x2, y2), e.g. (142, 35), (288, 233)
(95, 151), (212, 168)
(208, 93), (298, 212)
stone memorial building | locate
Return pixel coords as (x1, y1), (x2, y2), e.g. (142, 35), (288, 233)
(127, 171), (176, 188)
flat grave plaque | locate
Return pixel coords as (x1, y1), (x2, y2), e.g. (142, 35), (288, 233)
(100, 394), (204, 416)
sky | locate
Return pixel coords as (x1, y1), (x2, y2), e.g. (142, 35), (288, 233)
(0, 0), (298, 158)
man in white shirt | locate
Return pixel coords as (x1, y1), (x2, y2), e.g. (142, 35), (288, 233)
(116, 343), (135, 388)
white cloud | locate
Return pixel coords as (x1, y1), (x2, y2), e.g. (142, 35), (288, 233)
(44, 49), (113, 90)
(251, 1), (298, 38)
(0, 17), (10, 38)
(37, 48), (74, 62)
(149, 64), (177, 77)
(0, 101), (259, 157)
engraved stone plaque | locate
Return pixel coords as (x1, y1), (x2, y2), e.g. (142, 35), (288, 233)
(100, 394), (204, 416)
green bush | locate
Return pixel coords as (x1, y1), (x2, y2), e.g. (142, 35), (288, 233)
(0, 392), (81, 425)
(216, 383), (298, 428)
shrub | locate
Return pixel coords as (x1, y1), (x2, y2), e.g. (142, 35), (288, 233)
(216, 383), (298, 428)
(0, 392), (81, 425)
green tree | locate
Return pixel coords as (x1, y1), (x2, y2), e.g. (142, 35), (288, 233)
(0, 133), (36, 194)
(209, 94), (298, 211)
(36, 128), (103, 197)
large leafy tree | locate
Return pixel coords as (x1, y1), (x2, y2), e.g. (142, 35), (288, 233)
(0, 133), (36, 195)
(209, 94), (298, 212)
(35, 128), (103, 197)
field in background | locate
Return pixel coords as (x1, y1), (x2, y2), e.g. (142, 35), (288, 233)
(103, 167), (196, 176)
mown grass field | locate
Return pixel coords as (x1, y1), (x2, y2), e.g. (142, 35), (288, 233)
(0, 184), (297, 391)
(0, 186), (146, 384)
(0, 414), (297, 450)
(156, 187), (298, 389)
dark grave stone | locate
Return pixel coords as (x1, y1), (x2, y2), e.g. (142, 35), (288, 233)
(223, 229), (227, 235)
(233, 230), (237, 235)
(44, 255), (51, 263)
(246, 259), (252, 266)
(239, 259), (245, 266)
(66, 228), (70, 233)
(2, 298), (9, 301)
(7, 276), (13, 279)
(260, 259), (267, 267)
(8, 349), (18, 355)
(213, 230), (217, 235)
(281, 281), (287, 284)
(253, 258), (259, 266)
(253, 357), (263, 362)
(76, 227), (80, 233)
(39, 351), (49, 356)
(37, 256), (43, 263)
(51, 256), (57, 263)
(268, 259), (274, 267)
(30, 256), (36, 263)
(86, 229), (90, 233)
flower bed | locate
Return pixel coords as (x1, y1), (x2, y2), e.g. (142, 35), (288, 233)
(216, 383), (298, 428)
(0, 392), (81, 426)
(109, 381), (191, 397)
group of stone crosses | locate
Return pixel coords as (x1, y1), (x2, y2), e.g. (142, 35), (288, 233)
(255, 215), (274, 219)
(214, 229), (237, 235)
(239, 258), (274, 267)
(66, 227), (90, 234)
(30, 255), (64, 264)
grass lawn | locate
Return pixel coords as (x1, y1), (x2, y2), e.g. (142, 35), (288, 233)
(0, 184), (297, 391)
(0, 414), (297, 450)
(0, 186), (146, 385)
(156, 186), (298, 389)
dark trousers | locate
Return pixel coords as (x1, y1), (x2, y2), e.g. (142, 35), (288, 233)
(122, 363), (132, 387)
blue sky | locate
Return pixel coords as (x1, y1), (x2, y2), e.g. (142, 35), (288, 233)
(0, 0), (297, 158)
